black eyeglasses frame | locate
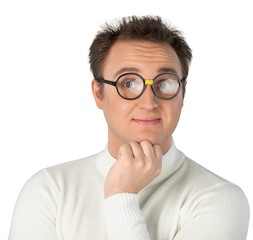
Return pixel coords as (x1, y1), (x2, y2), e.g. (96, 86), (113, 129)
(96, 72), (185, 100)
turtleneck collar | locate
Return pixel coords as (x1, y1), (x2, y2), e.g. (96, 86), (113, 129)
(95, 139), (185, 186)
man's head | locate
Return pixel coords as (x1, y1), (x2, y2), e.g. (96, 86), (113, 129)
(89, 16), (192, 157)
(89, 15), (192, 97)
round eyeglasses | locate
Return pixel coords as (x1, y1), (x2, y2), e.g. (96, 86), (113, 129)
(96, 72), (184, 100)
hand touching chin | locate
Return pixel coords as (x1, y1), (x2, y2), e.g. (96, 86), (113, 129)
(104, 140), (162, 198)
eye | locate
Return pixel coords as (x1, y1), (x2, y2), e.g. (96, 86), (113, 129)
(123, 81), (135, 88)
(121, 79), (143, 94)
(158, 80), (174, 91)
(155, 79), (179, 95)
(118, 75), (142, 90)
(159, 81), (170, 90)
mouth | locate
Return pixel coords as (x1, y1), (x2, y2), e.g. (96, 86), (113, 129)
(132, 118), (161, 126)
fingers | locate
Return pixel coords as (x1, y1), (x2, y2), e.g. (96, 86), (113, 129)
(153, 144), (162, 159)
(120, 140), (162, 174)
(129, 141), (145, 160)
(140, 141), (162, 176)
(138, 140), (162, 165)
(104, 140), (162, 198)
(119, 140), (161, 162)
(118, 143), (134, 160)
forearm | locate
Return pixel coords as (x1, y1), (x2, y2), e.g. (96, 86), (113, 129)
(104, 193), (151, 240)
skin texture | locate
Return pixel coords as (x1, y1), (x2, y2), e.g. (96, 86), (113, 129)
(92, 39), (184, 197)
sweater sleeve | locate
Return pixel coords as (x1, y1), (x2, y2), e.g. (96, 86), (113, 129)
(174, 182), (250, 240)
(104, 193), (151, 240)
(8, 170), (58, 240)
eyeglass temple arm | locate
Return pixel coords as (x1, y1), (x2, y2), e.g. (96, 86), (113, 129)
(97, 79), (117, 86)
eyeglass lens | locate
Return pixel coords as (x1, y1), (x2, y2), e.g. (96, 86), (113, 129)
(116, 73), (180, 99)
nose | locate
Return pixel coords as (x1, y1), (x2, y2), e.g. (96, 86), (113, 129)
(137, 85), (158, 110)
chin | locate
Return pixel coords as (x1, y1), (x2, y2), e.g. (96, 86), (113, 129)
(134, 136), (160, 145)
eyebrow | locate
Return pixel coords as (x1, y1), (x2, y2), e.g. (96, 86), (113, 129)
(113, 67), (139, 78)
(157, 67), (179, 75)
(113, 67), (179, 79)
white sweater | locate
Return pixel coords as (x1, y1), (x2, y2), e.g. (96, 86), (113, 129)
(8, 141), (249, 240)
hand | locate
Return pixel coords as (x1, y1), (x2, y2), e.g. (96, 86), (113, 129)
(104, 140), (162, 198)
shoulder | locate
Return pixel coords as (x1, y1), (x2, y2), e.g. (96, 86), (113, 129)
(180, 156), (237, 188)
(164, 153), (250, 239)
(45, 151), (100, 179)
(19, 150), (103, 197)
(179, 156), (249, 214)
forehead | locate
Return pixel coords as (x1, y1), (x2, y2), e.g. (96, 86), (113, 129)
(103, 39), (182, 78)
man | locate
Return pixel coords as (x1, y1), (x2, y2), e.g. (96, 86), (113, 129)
(9, 16), (249, 240)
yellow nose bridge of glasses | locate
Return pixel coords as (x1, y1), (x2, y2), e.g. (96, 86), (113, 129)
(145, 79), (153, 85)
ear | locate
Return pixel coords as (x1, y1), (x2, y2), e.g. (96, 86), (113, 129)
(91, 79), (103, 109)
(181, 80), (187, 107)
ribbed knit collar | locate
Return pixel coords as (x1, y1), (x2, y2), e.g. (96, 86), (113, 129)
(95, 139), (185, 187)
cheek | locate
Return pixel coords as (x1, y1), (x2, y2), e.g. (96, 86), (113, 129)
(173, 102), (183, 120)
(172, 94), (184, 113)
(162, 99), (183, 122)
(102, 97), (130, 123)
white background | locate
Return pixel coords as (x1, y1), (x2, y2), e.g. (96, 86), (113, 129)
(0, 0), (252, 239)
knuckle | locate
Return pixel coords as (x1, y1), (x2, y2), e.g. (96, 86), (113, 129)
(140, 140), (151, 147)
(135, 159), (145, 169)
(144, 160), (155, 173)
(120, 143), (130, 151)
(120, 157), (133, 169)
(147, 159), (154, 168)
(129, 141), (138, 147)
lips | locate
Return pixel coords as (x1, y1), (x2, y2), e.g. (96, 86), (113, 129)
(132, 118), (161, 125)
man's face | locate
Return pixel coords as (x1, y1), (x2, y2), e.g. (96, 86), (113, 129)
(92, 39), (184, 157)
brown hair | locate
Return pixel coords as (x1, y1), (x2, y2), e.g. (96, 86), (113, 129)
(89, 15), (192, 95)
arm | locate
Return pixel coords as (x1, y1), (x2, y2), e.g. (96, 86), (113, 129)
(8, 170), (58, 240)
(104, 184), (250, 240)
(103, 141), (250, 240)
(104, 141), (162, 239)
(104, 193), (150, 240)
